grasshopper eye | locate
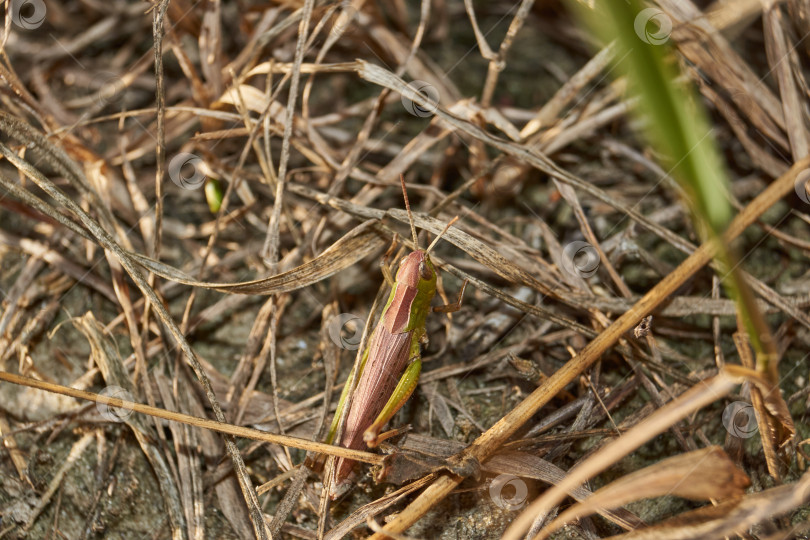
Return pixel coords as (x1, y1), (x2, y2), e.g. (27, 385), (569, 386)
(419, 261), (432, 280)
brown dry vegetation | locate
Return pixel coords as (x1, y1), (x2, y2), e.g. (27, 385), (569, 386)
(0, 0), (809, 539)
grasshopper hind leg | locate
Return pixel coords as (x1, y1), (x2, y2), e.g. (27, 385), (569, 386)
(362, 356), (422, 448)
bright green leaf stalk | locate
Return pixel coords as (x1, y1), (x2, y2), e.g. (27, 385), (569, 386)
(205, 178), (224, 214)
(572, 0), (778, 380)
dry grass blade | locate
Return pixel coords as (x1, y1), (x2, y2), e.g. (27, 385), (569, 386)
(608, 472), (810, 539)
(0, 414), (26, 480)
(733, 330), (796, 479)
(763, 0), (809, 160)
(534, 446), (749, 539)
(260, 0), (315, 270)
(154, 375), (205, 540)
(0, 370), (382, 465)
(72, 312), (186, 539)
(151, 0), (171, 259)
(133, 219), (387, 294)
(659, 0), (787, 146)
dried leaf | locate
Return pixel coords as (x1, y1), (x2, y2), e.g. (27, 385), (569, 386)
(132, 219), (387, 294)
(378, 434), (644, 531)
(535, 447), (749, 539)
(609, 472), (810, 540)
(216, 84), (274, 115)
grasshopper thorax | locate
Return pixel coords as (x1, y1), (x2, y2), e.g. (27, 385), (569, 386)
(382, 250), (437, 334)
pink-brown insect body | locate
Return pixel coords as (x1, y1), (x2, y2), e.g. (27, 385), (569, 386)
(331, 250), (437, 498)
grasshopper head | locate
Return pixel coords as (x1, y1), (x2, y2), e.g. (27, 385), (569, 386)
(396, 250), (436, 289)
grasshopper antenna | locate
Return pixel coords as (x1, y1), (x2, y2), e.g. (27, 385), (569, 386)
(426, 216), (459, 255)
(400, 174), (420, 250)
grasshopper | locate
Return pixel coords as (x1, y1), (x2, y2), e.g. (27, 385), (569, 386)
(325, 175), (466, 499)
